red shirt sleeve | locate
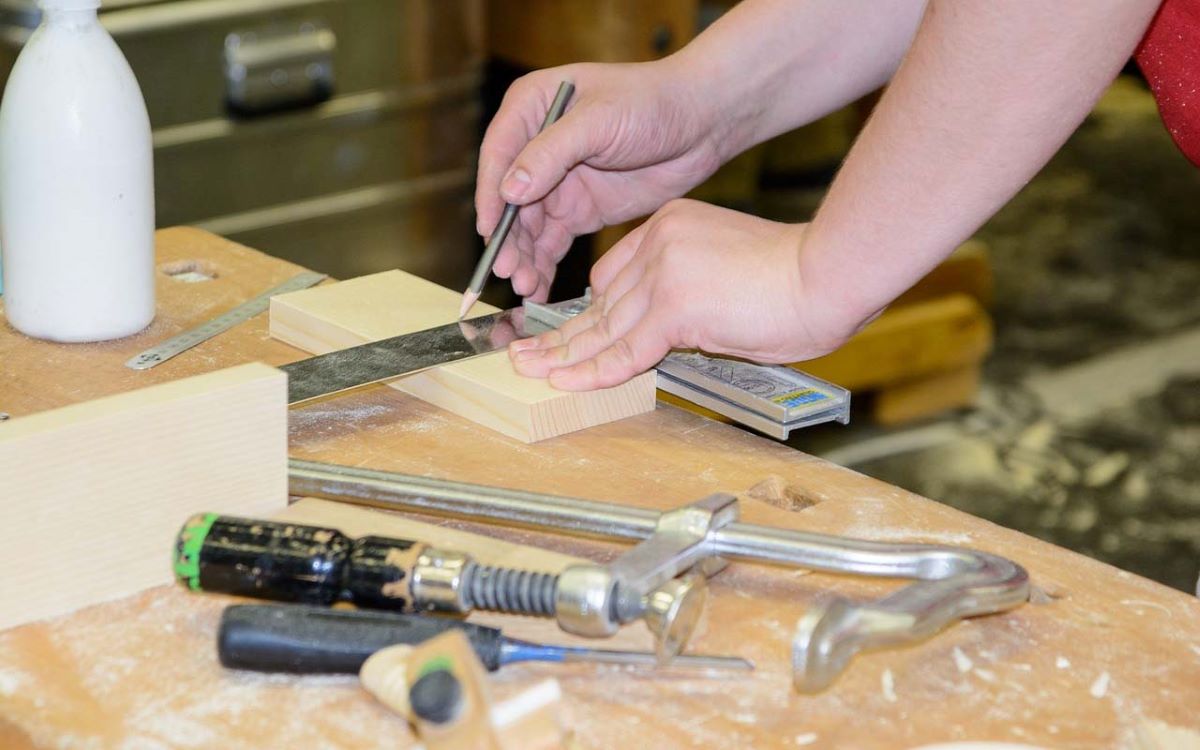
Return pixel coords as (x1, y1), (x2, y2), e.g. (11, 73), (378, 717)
(1136, 0), (1200, 166)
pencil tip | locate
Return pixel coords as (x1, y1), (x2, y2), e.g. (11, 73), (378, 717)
(458, 292), (479, 321)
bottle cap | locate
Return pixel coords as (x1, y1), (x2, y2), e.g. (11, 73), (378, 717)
(38, 0), (101, 10)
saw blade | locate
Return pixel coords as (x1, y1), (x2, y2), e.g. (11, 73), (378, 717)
(281, 308), (535, 405)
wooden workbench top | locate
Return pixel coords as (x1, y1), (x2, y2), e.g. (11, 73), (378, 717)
(1, 228), (1197, 749)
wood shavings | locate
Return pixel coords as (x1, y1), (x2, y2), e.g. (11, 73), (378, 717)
(0, 669), (21, 696)
(973, 668), (997, 683)
(953, 648), (974, 674)
(1055, 656), (1071, 669)
(794, 733), (819, 746)
(881, 669), (898, 703)
(1089, 671), (1111, 699)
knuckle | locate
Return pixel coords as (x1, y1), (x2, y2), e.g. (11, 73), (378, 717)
(608, 336), (638, 367)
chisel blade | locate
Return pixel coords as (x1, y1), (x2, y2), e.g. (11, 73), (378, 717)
(281, 308), (541, 405)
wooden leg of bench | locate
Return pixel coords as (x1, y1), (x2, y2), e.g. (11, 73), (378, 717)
(872, 364), (983, 426)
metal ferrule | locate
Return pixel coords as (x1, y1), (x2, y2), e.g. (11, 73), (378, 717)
(410, 548), (472, 613)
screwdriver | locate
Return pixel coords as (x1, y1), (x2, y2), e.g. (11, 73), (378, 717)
(219, 604), (753, 674)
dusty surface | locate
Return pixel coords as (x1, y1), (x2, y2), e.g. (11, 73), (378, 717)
(2, 169), (1199, 746)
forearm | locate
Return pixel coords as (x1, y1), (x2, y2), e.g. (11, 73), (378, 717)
(668, 0), (927, 161)
(801, 0), (1162, 330)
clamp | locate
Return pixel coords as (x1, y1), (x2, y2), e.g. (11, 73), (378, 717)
(555, 493), (738, 659)
(291, 460), (1031, 692)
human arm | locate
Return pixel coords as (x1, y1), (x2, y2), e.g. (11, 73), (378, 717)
(475, 0), (926, 300)
(512, 0), (1163, 389)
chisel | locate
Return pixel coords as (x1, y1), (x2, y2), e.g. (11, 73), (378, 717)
(219, 604), (753, 674)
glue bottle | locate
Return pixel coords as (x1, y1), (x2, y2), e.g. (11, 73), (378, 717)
(0, 0), (155, 342)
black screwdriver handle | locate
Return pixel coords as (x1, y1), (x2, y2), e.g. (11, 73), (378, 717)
(217, 604), (506, 674)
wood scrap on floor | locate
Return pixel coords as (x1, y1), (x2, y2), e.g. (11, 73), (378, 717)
(0, 363), (287, 630)
(270, 270), (656, 443)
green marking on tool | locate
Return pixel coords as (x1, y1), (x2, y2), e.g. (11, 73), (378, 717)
(173, 512), (219, 591)
(417, 655), (456, 679)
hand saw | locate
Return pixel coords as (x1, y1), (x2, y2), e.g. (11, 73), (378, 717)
(280, 294), (851, 439)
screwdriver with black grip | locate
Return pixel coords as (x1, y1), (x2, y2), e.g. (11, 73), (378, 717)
(219, 604), (753, 673)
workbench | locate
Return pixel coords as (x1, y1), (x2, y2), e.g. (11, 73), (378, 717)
(1, 228), (1197, 749)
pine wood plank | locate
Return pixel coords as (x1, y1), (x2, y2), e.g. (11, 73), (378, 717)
(0, 362), (287, 630)
(269, 269), (656, 443)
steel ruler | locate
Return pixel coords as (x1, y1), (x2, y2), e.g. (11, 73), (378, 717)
(125, 271), (326, 370)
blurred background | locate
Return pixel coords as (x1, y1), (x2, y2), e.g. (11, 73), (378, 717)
(2, 0), (1194, 592)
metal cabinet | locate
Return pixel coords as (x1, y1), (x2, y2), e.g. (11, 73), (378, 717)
(0, 0), (485, 285)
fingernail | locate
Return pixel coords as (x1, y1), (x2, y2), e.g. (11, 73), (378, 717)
(510, 338), (539, 353)
(501, 169), (531, 201)
(514, 348), (544, 362)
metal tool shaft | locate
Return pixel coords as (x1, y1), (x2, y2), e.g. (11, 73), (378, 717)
(289, 459), (1030, 692)
(503, 641), (752, 671)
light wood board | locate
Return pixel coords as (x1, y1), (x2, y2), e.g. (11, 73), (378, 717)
(270, 269), (656, 442)
(0, 362), (288, 630)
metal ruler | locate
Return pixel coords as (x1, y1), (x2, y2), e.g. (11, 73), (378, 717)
(523, 294), (850, 440)
(125, 271), (326, 370)
(282, 308), (527, 404)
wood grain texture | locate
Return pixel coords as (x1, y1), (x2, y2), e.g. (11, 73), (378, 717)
(0, 363), (287, 630)
(1, 230), (1197, 749)
(269, 269), (656, 443)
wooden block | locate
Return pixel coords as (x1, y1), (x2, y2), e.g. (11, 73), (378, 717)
(270, 270), (657, 443)
(873, 364), (983, 426)
(0, 363), (287, 630)
(798, 293), (993, 392)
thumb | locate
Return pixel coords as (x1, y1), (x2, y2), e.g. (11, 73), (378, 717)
(500, 106), (602, 205)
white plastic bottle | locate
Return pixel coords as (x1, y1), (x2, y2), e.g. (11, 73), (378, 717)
(0, 0), (155, 342)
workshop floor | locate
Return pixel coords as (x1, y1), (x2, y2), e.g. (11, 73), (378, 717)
(772, 77), (1200, 594)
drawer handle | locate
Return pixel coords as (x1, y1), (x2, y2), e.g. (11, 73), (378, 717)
(224, 21), (336, 117)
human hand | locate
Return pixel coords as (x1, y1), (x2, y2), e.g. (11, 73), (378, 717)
(476, 62), (730, 302)
(507, 200), (867, 390)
